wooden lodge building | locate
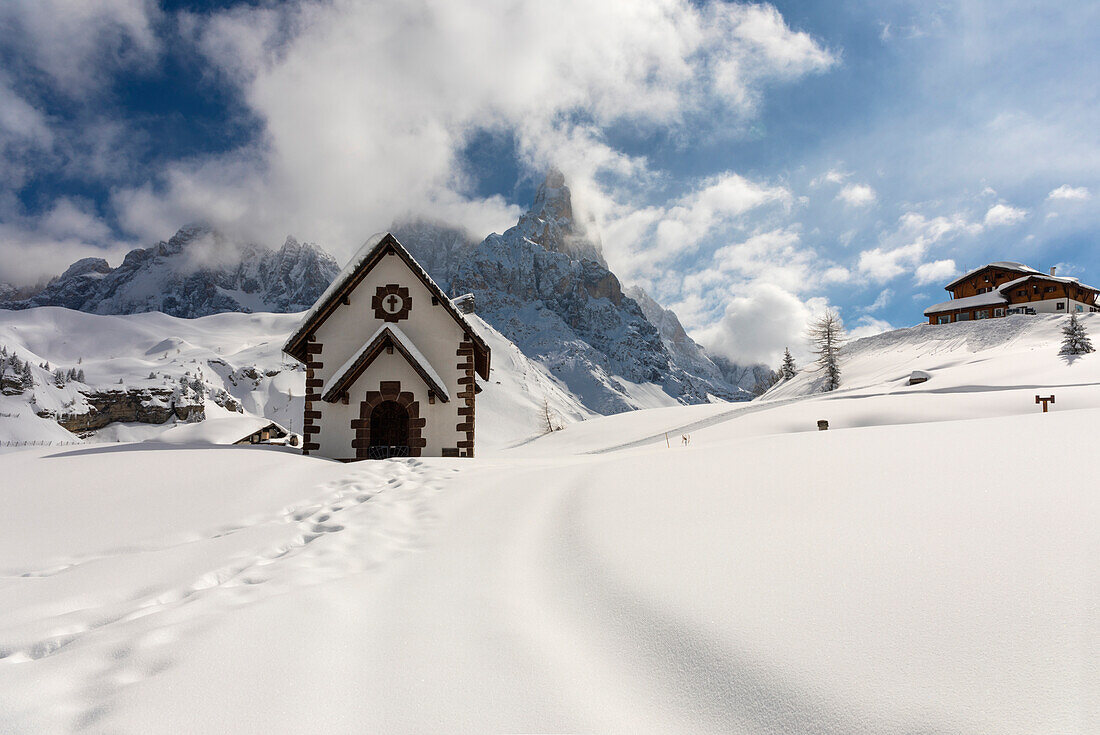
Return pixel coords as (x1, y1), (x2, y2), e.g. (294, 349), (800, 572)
(283, 233), (491, 461)
(924, 261), (1100, 325)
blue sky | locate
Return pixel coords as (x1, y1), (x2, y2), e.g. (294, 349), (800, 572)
(0, 0), (1096, 364)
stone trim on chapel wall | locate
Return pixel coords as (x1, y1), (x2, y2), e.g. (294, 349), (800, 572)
(456, 336), (476, 457)
(301, 338), (323, 454)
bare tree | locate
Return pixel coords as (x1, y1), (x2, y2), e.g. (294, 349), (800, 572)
(806, 309), (846, 392)
(541, 397), (562, 433)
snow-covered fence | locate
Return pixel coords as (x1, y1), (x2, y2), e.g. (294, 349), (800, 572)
(0, 440), (83, 447)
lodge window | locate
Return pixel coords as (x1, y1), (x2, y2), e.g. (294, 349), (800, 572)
(994, 308), (1004, 317)
(977, 310), (989, 319)
(1016, 290), (1025, 296)
(1076, 304), (1084, 312)
(1057, 302), (1065, 310)
(983, 275), (990, 282)
(957, 312), (971, 321)
(1033, 286), (1040, 293)
(1044, 286), (1055, 293)
(937, 315), (951, 324)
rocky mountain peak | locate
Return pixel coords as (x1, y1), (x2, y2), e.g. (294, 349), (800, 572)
(388, 171), (748, 413)
(58, 257), (112, 282)
(516, 169), (606, 267)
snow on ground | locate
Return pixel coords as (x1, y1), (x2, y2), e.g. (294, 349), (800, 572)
(1, 314), (1098, 732)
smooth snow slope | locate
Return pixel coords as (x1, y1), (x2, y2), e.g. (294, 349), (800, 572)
(1, 313), (1096, 733)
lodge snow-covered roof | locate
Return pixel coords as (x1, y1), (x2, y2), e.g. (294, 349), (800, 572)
(282, 232), (490, 379)
(321, 324), (450, 403)
(995, 272), (1100, 294)
(944, 261), (1041, 290)
(924, 291), (1007, 315)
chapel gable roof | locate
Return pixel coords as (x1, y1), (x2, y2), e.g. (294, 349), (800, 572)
(321, 324), (450, 403)
(283, 232), (490, 379)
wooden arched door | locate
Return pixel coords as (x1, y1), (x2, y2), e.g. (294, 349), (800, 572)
(368, 400), (409, 458)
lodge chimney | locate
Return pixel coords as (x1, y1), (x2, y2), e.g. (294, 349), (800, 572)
(1050, 266), (1057, 276)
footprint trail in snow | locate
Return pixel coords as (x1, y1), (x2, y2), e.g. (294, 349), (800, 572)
(0, 458), (458, 733)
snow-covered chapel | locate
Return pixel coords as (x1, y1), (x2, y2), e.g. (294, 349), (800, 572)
(283, 233), (491, 460)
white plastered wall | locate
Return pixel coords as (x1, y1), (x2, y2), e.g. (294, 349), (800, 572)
(309, 255), (469, 459)
(1008, 298), (1098, 314)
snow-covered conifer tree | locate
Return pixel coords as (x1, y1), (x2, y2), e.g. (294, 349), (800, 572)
(20, 362), (33, 388)
(806, 309), (846, 392)
(781, 347), (796, 380)
(1059, 313), (1094, 356)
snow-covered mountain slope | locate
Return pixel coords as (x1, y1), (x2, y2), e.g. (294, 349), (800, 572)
(0, 226), (340, 317)
(768, 312), (1097, 400)
(396, 172), (747, 413)
(1, 312), (1096, 733)
(0, 307), (590, 448)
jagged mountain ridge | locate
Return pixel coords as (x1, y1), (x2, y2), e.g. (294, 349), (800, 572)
(394, 173), (752, 413)
(0, 226), (340, 318)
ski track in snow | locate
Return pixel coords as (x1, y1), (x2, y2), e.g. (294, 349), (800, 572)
(0, 458), (456, 732)
(491, 464), (933, 734)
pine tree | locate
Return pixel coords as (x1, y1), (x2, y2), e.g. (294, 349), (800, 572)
(806, 309), (846, 392)
(76, 369), (85, 383)
(53, 368), (65, 387)
(1059, 313), (1095, 356)
(781, 347), (796, 380)
(21, 362), (33, 388)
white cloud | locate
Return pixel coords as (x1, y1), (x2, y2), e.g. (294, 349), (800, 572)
(866, 288), (892, 312)
(106, 0), (833, 259)
(810, 168), (848, 187)
(858, 243), (923, 281)
(693, 282), (826, 365)
(858, 212), (980, 282)
(836, 183), (876, 207)
(0, 0), (160, 96)
(914, 259), (958, 285)
(1047, 185), (1090, 201)
(849, 316), (894, 340)
(0, 198), (133, 284)
(983, 203), (1028, 227)
(605, 174), (793, 281)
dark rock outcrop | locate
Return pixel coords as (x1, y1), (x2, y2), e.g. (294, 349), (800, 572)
(47, 387), (204, 433)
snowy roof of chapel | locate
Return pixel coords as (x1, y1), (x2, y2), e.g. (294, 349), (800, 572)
(321, 323), (450, 403)
(282, 232), (490, 379)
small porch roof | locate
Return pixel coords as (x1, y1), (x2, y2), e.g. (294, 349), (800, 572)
(321, 324), (450, 403)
